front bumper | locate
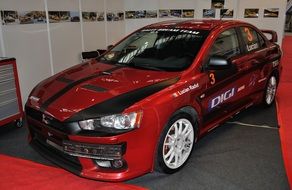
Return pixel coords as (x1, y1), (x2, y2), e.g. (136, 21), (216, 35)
(26, 107), (157, 181)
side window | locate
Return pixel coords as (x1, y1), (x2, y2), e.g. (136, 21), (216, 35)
(257, 33), (266, 48)
(240, 27), (263, 52)
(209, 28), (240, 59)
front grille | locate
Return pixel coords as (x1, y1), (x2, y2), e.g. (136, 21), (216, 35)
(28, 121), (82, 175)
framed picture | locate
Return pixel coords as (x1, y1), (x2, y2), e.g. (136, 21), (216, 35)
(220, 9), (233, 18)
(60, 11), (70, 22)
(170, 10), (182, 18)
(48, 11), (60, 23)
(97, 12), (104, 21)
(82, 12), (97, 22)
(159, 9), (171, 18)
(203, 9), (215, 18)
(182, 9), (194, 18)
(146, 10), (157, 18)
(125, 11), (135, 19)
(2, 10), (19, 25)
(107, 11), (124, 21)
(264, 8), (279, 18)
(32, 11), (46, 24)
(244, 9), (259, 18)
(212, 0), (225, 9)
(135, 10), (146, 19)
(69, 11), (80, 22)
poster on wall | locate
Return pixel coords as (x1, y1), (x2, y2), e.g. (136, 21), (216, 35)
(211, 0), (225, 9)
(244, 9), (259, 18)
(107, 11), (124, 21)
(125, 11), (135, 19)
(49, 11), (60, 23)
(182, 9), (194, 18)
(82, 12), (97, 22)
(264, 8), (279, 18)
(32, 11), (46, 24)
(59, 11), (70, 22)
(18, 11), (34, 24)
(159, 10), (171, 18)
(69, 11), (80, 22)
(203, 9), (215, 18)
(220, 9), (233, 18)
(1, 10), (19, 25)
(97, 12), (105, 21)
(146, 10), (157, 18)
(170, 10), (182, 18)
(135, 11), (146, 19)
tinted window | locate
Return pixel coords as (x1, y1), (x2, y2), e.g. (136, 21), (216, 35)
(240, 27), (262, 52)
(99, 29), (209, 71)
(209, 28), (240, 59)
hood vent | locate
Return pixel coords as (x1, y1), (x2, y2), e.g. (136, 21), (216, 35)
(82, 84), (107, 92)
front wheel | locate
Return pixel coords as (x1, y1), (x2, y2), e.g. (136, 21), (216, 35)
(263, 75), (277, 106)
(156, 113), (196, 173)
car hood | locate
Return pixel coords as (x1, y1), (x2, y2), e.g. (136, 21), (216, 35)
(27, 60), (180, 122)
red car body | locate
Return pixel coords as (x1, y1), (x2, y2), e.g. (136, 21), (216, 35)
(25, 20), (282, 181)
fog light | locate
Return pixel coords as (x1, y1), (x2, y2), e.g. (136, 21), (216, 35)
(95, 160), (111, 168)
(112, 159), (124, 169)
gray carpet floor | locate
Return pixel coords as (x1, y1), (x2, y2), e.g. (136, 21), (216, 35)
(0, 104), (289, 190)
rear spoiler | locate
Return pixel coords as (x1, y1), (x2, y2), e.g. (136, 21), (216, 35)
(261, 29), (278, 43)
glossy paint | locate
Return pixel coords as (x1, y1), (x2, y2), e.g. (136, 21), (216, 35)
(25, 20), (282, 181)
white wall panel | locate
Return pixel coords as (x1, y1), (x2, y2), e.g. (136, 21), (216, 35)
(107, 22), (125, 45)
(49, 23), (82, 73)
(106, 0), (125, 46)
(0, 0), (51, 104)
(2, 24), (51, 105)
(83, 22), (107, 51)
(82, 0), (107, 51)
(47, 0), (83, 73)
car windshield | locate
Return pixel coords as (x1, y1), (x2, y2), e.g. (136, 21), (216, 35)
(99, 28), (209, 71)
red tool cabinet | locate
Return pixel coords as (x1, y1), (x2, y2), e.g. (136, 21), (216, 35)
(0, 57), (23, 127)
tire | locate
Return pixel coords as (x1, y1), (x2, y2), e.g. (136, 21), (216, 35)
(263, 74), (277, 106)
(155, 113), (197, 174)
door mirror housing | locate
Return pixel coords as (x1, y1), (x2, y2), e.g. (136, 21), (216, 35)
(207, 56), (231, 70)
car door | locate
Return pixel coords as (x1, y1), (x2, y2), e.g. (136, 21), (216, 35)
(237, 26), (271, 94)
(198, 27), (254, 127)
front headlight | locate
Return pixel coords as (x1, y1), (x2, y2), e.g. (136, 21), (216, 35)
(78, 111), (143, 131)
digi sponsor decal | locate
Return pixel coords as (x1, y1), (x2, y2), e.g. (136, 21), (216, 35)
(173, 83), (199, 97)
(208, 87), (236, 110)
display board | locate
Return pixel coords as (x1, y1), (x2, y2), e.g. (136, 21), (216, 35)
(0, 0), (287, 106)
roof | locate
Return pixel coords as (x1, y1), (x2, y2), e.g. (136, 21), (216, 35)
(144, 19), (245, 31)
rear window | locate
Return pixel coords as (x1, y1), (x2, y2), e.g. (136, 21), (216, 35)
(240, 27), (263, 52)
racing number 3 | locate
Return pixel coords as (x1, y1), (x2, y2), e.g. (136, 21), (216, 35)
(244, 27), (253, 42)
(209, 73), (216, 85)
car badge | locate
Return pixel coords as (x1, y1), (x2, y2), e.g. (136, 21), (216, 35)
(42, 114), (50, 125)
(47, 132), (53, 137)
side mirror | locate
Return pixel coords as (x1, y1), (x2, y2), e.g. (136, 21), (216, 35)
(207, 56), (231, 70)
(107, 45), (114, 50)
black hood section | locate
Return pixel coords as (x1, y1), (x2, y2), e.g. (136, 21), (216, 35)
(39, 65), (124, 112)
(65, 77), (179, 122)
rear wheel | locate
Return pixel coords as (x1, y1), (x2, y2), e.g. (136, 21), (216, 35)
(156, 113), (197, 173)
(263, 75), (277, 106)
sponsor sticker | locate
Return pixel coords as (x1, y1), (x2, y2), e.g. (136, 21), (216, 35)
(172, 83), (199, 97)
(208, 87), (236, 110)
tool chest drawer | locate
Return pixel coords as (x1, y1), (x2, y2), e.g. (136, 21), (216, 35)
(0, 57), (23, 127)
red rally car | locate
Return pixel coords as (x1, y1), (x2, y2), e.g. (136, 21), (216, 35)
(25, 20), (282, 181)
